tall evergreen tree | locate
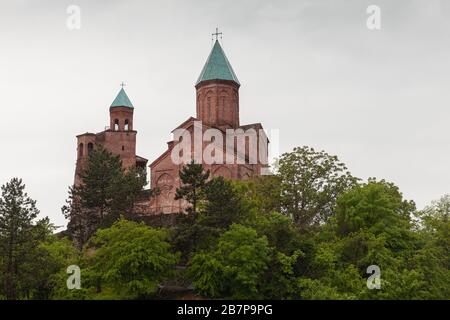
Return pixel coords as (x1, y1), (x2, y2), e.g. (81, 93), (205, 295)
(77, 146), (124, 220)
(0, 178), (41, 299)
(202, 176), (246, 230)
(174, 160), (210, 214)
(62, 146), (148, 248)
(171, 161), (210, 260)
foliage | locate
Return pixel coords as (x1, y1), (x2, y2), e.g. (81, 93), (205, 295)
(175, 160), (210, 214)
(276, 146), (358, 229)
(172, 176), (247, 260)
(3, 146), (450, 300)
(84, 219), (178, 299)
(201, 176), (247, 228)
(235, 175), (282, 215)
(410, 195), (450, 299)
(33, 236), (80, 299)
(295, 180), (448, 300)
(334, 179), (416, 252)
(189, 224), (271, 299)
(0, 178), (50, 299)
(62, 146), (148, 248)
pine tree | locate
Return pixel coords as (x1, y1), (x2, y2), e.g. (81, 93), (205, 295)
(77, 146), (124, 220)
(175, 160), (210, 214)
(62, 145), (148, 248)
(202, 176), (246, 229)
(0, 178), (40, 299)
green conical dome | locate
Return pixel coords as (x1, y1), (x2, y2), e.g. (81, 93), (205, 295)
(196, 40), (240, 86)
(110, 88), (134, 108)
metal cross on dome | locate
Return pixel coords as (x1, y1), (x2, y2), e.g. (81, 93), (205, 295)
(212, 27), (222, 41)
(120, 82), (126, 88)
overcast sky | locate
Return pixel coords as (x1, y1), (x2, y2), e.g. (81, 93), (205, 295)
(1, 0), (449, 229)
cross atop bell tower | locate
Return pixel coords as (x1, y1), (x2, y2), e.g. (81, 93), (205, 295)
(211, 27), (222, 41)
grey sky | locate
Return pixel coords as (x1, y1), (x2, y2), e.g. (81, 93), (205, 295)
(1, 0), (449, 229)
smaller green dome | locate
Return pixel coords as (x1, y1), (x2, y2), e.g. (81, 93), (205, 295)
(111, 88), (134, 108)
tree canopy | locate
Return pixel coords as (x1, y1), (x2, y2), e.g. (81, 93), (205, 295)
(1, 146), (449, 300)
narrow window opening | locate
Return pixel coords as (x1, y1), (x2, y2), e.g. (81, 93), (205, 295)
(78, 143), (84, 158)
(88, 143), (94, 155)
(114, 119), (119, 131)
(207, 96), (211, 123)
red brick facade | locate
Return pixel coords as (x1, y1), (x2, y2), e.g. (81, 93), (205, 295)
(142, 76), (268, 214)
(196, 80), (240, 129)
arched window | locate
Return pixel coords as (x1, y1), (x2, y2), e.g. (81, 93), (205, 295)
(114, 119), (119, 131)
(207, 96), (211, 123)
(87, 143), (94, 155)
(124, 119), (129, 131)
(78, 143), (84, 158)
(220, 95), (226, 122)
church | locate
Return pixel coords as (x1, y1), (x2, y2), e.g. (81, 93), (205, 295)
(74, 35), (268, 215)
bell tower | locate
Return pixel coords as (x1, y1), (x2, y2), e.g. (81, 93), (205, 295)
(195, 38), (240, 129)
(110, 85), (134, 132)
(74, 85), (142, 186)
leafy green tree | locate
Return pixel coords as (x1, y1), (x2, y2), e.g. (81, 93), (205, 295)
(189, 224), (270, 299)
(175, 160), (210, 214)
(292, 179), (450, 300)
(245, 212), (313, 299)
(259, 249), (303, 299)
(0, 178), (48, 299)
(334, 179), (416, 252)
(235, 175), (282, 215)
(249, 211), (301, 254)
(297, 278), (343, 300)
(277, 146), (358, 229)
(334, 180), (417, 299)
(410, 195), (450, 299)
(84, 219), (178, 299)
(419, 194), (450, 234)
(29, 236), (80, 299)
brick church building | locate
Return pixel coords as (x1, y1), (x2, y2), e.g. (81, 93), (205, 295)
(74, 38), (268, 215)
